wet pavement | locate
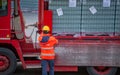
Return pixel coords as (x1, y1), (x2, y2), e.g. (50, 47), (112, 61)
(14, 65), (120, 75)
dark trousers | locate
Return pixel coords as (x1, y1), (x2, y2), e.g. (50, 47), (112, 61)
(41, 60), (54, 75)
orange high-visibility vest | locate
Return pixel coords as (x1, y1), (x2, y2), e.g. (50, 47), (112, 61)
(38, 33), (58, 60)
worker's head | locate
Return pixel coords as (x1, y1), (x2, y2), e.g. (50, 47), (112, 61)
(42, 25), (50, 34)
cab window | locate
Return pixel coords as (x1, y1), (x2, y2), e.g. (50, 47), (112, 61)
(0, 0), (8, 16)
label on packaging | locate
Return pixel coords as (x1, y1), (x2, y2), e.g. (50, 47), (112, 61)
(56, 8), (63, 16)
(69, 0), (77, 7)
(89, 6), (97, 15)
(103, 0), (111, 7)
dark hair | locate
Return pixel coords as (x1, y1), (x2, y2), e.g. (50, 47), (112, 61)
(43, 30), (49, 34)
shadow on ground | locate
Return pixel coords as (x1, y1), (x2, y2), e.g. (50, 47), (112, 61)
(14, 65), (120, 75)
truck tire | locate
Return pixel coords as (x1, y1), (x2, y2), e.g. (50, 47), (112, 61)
(0, 48), (17, 75)
(87, 67), (117, 75)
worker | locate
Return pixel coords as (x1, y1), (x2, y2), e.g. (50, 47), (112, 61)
(38, 25), (58, 75)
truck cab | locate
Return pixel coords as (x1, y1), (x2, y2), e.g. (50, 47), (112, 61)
(0, 0), (40, 74)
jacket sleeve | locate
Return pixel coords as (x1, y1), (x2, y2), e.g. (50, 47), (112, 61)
(38, 33), (43, 42)
(38, 36), (42, 42)
(49, 36), (58, 45)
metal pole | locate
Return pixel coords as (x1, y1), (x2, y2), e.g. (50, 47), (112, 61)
(38, 0), (44, 32)
(14, 0), (18, 16)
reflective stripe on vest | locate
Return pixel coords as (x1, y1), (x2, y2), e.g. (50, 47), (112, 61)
(41, 47), (54, 50)
(41, 53), (55, 56)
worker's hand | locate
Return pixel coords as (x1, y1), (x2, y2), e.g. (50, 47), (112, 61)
(36, 22), (38, 26)
(25, 25), (29, 29)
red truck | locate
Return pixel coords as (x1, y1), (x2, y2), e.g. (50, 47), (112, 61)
(0, 0), (120, 75)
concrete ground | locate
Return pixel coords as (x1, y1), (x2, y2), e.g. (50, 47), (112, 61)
(13, 65), (120, 75)
(13, 64), (87, 75)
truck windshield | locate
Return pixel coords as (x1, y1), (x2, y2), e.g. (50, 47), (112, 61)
(0, 0), (7, 16)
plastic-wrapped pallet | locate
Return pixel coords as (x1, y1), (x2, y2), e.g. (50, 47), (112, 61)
(49, 0), (118, 36)
(81, 0), (116, 36)
(115, 0), (120, 36)
(49, 0), (82, 35)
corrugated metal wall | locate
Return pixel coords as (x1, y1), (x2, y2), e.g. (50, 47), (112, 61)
(49, 0), (120, 36)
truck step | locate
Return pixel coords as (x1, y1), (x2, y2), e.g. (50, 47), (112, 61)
(26, 64), (41, 69)
(23, 52), (40, 57)
(25, 60), (41, 69)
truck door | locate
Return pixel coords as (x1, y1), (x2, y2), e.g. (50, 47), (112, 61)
(0, 0), (11, 39)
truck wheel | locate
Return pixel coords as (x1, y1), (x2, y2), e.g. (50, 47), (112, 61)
(87, 67), (117, 75)
(0, 48), (17, 75)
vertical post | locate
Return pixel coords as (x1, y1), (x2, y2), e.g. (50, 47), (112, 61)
(44, 1), (48, 10)
(38, 0), (44, 33)
(113, 0), (117, 36)
(14, 0), (18, 16)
